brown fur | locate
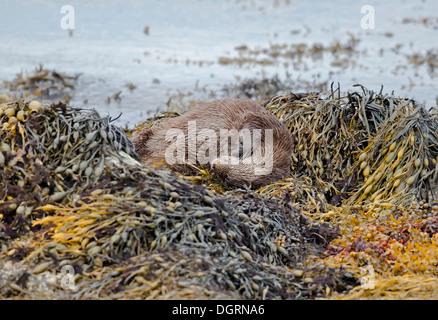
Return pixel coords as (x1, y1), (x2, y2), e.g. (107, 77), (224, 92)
(131, 98), (293, 188)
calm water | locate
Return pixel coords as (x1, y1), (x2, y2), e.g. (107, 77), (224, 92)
(0, 0), (437, 127)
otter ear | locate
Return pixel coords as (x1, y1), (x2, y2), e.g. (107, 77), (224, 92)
(239, 114), (272, 142)
(240, 114), (268, 130)
(231, 138), (250, 159)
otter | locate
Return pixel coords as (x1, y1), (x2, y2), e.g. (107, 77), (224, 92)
(131, 98), (293, 188)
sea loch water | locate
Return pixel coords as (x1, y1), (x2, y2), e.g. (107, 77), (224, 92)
(0, 0), (437, 127)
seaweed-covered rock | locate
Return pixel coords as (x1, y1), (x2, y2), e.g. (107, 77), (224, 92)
(264, 84), (438, 207)
(0, 99), (347, 299)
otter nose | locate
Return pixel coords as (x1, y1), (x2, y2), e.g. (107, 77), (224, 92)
(211, 156), (240, 169)
(231, 148), (241, 158)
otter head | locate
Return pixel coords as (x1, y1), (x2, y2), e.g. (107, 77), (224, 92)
(211, 143), (280, 189)
(211, 121), (293, 189)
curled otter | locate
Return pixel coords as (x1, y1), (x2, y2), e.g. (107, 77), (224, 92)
(131, 98), (293, 188)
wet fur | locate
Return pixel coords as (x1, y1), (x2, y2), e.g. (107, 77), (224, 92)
(131, 98), (293, 188)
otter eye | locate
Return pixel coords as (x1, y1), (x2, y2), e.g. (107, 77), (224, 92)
(231, 140), (245, 159)
(231, 148), (240, 158)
